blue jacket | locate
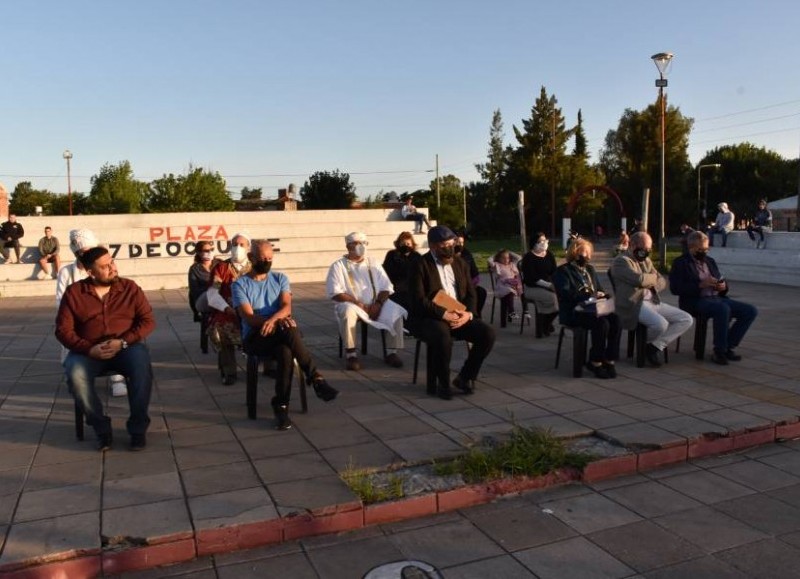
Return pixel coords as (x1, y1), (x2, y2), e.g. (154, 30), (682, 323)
(669, 253), (729, 313)
(552, 262), (607, 326)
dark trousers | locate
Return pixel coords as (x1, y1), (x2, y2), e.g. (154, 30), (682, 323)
(1, 240), (20, 261)
(64, 343), (153, 437)
(475, 286), (487, 319)
(244, 326), (318, 406)
(746, 225), (765, 242)
(410, 318), (495, 389)
(574, 312), (622, 363)
(693, 296), (758, 354)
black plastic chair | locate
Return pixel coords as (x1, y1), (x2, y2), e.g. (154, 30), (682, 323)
(554, 325), (588, 378)
(245, 348), (308, 420)
(338, 318), (387, 359)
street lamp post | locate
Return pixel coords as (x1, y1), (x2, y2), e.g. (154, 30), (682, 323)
(63, 150), (73, 216)
(696, 163), (721, 230)
(651, 52), (673, 270)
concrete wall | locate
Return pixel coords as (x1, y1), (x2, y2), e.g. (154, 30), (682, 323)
(708, 230), (800, 287)
(0, 208), (430, 298)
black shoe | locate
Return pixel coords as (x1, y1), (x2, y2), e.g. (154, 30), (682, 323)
(436, 384), (453, 400)
(585, 362), (610, 379)
(129, 433), (146, 451)
(452, 375), (474, 395)
(222, 373), (236, 385)
(725, 349), (742, 361)
(426, 382), (437, 396)
(97, 432), (113, 452)
(645, 344), (663, 367)
(603, 363), (617, 379)
(274, 404), (292, 430)
(311, 376), (339, 402)
(711, 351), (729, 365)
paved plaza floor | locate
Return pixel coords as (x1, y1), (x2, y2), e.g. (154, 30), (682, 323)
(1, 276), (799, 577)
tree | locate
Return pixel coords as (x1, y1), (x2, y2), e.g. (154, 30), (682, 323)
(573, 109), (588, 159)
(88, 161), (149, 214)
(300, 170), (356, 209)
(428, 174), (465, 231)
(472, 109), (510, 235)
(600, 102), (694, 231)
(240, 187), (263, 200)
(146, 167), (234, 213)
(8, 182), (57, 216)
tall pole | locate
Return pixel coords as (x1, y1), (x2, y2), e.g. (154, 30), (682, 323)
(63, 149), (74, 216)
(435, 154), (440, 214)
(696, 163), (721, 230)
(652, 52), (673, 270)
(462, 183), (467, 229)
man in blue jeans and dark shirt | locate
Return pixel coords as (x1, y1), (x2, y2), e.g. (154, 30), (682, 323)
(55, 246), (155, 451)
(669, 231), (758, 365)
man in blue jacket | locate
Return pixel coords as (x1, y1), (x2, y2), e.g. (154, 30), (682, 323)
(669, 231), (758, 365)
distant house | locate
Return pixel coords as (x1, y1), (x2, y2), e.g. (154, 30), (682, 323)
(768, 196), (799, 231)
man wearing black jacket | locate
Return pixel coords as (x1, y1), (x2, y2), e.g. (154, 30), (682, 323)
(408, 226), (495, 399)
(669, 231), (758, 365)
(1, 214), (24, 263)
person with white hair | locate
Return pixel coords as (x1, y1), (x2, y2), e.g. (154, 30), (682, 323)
(326, 232), (407, 371)
(56, 229), (128, 398)
(708, 202), (735, 247)
(207, 232), (251, 385)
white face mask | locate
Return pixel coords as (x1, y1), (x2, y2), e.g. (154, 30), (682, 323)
(534, 241), (548, 252)
(231, 245), (248, 264)
(353, 244), (366, 258)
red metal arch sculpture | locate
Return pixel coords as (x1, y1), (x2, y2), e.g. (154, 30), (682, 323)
(565, 185), (626, 218)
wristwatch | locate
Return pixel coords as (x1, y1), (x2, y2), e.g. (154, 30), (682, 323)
(120, 340), (129, 350)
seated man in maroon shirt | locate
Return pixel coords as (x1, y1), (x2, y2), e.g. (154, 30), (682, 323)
(55, 246), (156, 452)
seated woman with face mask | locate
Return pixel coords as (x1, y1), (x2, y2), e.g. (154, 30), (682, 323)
(553, 238), (622, 379)
(382, 231), (421, 313)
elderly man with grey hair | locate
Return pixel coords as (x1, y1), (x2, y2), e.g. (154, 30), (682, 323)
(610, 232), (693, 367)
(326, 232), (407, 371)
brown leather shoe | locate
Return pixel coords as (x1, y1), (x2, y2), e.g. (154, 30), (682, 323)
(384, 353), (403, 368)
(345, 357), (361, 371)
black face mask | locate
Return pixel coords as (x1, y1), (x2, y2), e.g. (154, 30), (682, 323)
(252, 260), (272, 275)
(398, 245), (412, 255)
(575, 255), (588, 267)
(436, 246), (455, 261)
(454, 244), (464, 254)
(693, 250), (707, 261)
(633, 248), (650, 262)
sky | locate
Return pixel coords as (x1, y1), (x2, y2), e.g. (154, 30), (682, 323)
(2, 0), (799, 200)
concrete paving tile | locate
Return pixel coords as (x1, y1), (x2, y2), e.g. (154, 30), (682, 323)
(0, 466), (27, 497)
(533, 395), (596, 414)
(104, 471), (184, 509)
(0, 445), (36, 470)
(269, 474), (358, 514)
(736, 402), (800, 423)
(433, 407), (504, 429)
(14, 482), (100, 523)
(24, 458), (102, 493)
(716, 538), (800, 579)
(213, 540), (303, 567)
(174, 441), (248, 470)
(588, 474), (651, 492)
(518, 414), (593, 438)
(602, 480), (702, 518)
(0, 511), (99, 567)
(574, 389), (642, 408)
(182, 461), (262, 498)
(103, 499), (192, 544)
(505, 384), (563, 401)
(360, 415), (438, 440)
(384, 432), (465, 463)
(388, 518), (504, 569)
(541, 492), (642, 534)
(462, 498), (577, 551)
(344, 402), (410, 423)
(642, 555), (750, 578)
(189, 487), (277, 530)
(319, 440), (402, 472)
(170, 424), (237, 448)
(298, 419), (377, 450)
(654, 395), (723, 415)
(598, 422), (685, 448)
(485, 401), (552, 422)
(253, 451), (337, 484)
(514, 536), (634, 579)
(465, 386), (523, 407)
(217, 552), (317, 579)
(109, 556), (216, 578)
(659, 471), (755, 504)
(443, 554), (538, 578)
(710, 459), (800, 491)
(381, 511), (464, 535)
(715, 494), (800, 535)
(644, 462), (701, 479)
(300, 525), (385, 550)
(239, 429), (315, 460)
(409, 395), (474, 414)
(611, 401), (681, 421)
(306, 535), (406, 579)
(565, 408), (637, 430)
(692, 408), (771, 433)
(689, 453), (747, 469)
(650, 415), (728, 438)
(758, 448), (800, 477)
(105, 450), (178, 481)
(589, 519), (704, 573)
(654, 506), (769, 553)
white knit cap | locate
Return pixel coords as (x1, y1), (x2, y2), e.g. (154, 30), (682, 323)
(345, 232), (367, 245)
(69, 229), (100, 254)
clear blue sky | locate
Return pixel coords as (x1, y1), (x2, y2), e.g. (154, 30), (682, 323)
(2, 0), (799, 200)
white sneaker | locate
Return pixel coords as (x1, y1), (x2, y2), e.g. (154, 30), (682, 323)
(109, 377), (128, 397)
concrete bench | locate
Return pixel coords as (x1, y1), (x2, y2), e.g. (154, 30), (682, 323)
(708, 231), (800, 287)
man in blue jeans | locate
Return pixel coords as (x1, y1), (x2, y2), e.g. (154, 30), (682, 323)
(56, 246), (155, 451)
(669, 231), (758, 365)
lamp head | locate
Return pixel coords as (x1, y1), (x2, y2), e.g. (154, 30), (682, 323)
(63, 149), (73, 160)
(651, 52), (674, 77)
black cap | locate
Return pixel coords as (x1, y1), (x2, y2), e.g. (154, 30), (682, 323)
(427, 226), (457, 244)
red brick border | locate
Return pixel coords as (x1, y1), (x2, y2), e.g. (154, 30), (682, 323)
(688, 435), (735, 459)
(732, 427), (776, 451)
(196, 518), (284, 557)
(2, 556), (101, 579)
(365, 494), (437, 526)
(637, 444), (688, 470)
(102, 539), (196, 576)
(777, 422), (800, 440)
(282, 508), (364, 541)
(583, 454), (638, 482)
